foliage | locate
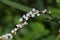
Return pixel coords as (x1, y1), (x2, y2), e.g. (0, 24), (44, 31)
(0, 0), (60, 40)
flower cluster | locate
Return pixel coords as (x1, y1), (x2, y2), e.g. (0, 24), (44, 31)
(0, 8), (49, 40)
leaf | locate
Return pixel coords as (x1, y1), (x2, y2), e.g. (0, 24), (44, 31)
(1, 0), (32, 12)
(41, 35), (56, 40)
(33, 0), (44, 10)
(21, 22), (49, 40)
(47, 7), (60, 17)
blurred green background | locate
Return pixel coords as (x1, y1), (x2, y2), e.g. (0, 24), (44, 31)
(0, 0), (60, 40)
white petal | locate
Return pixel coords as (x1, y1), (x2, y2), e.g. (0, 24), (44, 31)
(34, 10), (39, 15)
(16, 24), (22, 28)
(29, 11), (32, 14)
(24, 21), (28, 25)
(14, 28), (18, 31)
(8, 34), (13, 39)
(35, 10), (39, 13)
(42, 11), (45, 14)
(42, 9), (46, 14)
(32, 8), (36, 12)
(25, 17), (29, 20)
(11, 30), (15, 33)
(44, 9), (46, 12)
(23, 15), (29, 20)
(11, 30), (16, 35)
(34, 13), (36, 14)
(16, 25), (20, 27)
(19, 24), (22, 28)
(23, 15), (26, 19)
(19, 18), (23, 22)
(26, 13), (30, 17)
(4, 34), (8, 39)
(31, 14), (35, 17)
(4, 33), (13, 39)
(37, 13), (40, 16)
(23, 15), (25, 18)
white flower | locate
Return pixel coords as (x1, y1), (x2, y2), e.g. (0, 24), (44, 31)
(44, 9), (46, 12)
(34, 10), (39, 15)
(24, 21), (28, 25)
(11, 30), (15, 33)
(42, 9), (46, 14)
(34, 13), (36, 14)
(16, 24), (22, 28)
(19, 18), (23, 22)
(42, 11), (45, 13)
(11, 30), (16, 35)
(32, 8), (36, 12)
(36, 10), (39, 13)
(23, 15), (28, 20)
(23, 15), (26, 18)
(14, 28), (18, 31)
(3, 34), (8, 39)
(26, 13), (30, 17)
(25, 17), (29, 20)
(29, 11), (32, 14)
(8, 33), (13, 39)
(3, 33), (13, 39)
(37, 13), (40, 16)
(31, 14), (35, 17)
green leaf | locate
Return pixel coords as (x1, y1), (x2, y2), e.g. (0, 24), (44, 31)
(33, 0), (44, 10)
(47, 7), (60, 17)
(1, 0), (32, 12)
(21, 22), (49, 40)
